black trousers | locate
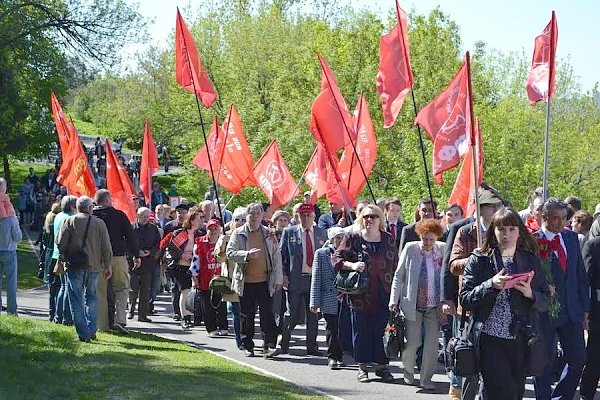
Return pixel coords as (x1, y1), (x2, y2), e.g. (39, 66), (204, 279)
(480, 333), (527, 400)
(240, 281), (277, 351)
(200, 290), (227, 333)
(129, 266), (153, 319)
(166, 268), (181, 316)
(324, 313), (343, 361)
(580, 317), (600, 399)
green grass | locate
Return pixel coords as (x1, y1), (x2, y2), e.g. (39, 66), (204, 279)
(16, 240), (43, 290)
(4, 161), (50, 198)
(0, 316), (325, 400)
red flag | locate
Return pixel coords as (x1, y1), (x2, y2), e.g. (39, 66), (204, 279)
(377, 0), (414, 128)
(56, 121), (96, 197)
(192, 117), (246, 194)
(338, 93), (377, 200)
(415, 58), (472, 184)
(50, 91), (71, 157)
(140, 120), (159, 206)
(253, 141), (299, 209)
(105, 139), (137, 222)
(311, 54), (356, 154)
(221, 105), (256, 187)
(175, 8), (217, 108)
(525, 12), (558, 105)
(303, 144), (329, 202)
(447, 118), (484, 217)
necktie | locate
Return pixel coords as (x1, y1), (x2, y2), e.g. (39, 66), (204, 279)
(306, 230), (314, 269)
(550, 235), (567, 274)
(390, 224), (396, 240)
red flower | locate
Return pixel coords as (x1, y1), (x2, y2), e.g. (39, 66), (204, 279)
(539, 246), (551, 260)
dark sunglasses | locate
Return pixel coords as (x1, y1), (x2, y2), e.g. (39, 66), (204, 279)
(234, 218), (244, 222)
(363, 214), (380, 220)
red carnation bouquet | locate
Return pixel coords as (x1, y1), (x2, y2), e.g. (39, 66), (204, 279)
(538, 236), (561, 319)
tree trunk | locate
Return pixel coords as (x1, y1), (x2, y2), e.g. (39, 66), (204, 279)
(2, 154), (10, 192)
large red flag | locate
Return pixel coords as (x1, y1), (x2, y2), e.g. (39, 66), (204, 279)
(50, 91), (71, 157)
(140, 120), (159, 206)
(175, 8), (217, 108)
(105, 139), (137, 222)
(447, 118), (484, 217)
(253, 141), (299, 210)
(192, 117), (245, 194)
(525, 12), (558, 105)
(377, 0), (414, 128)
(220, 105), (257, 187)
(56, 123), (96, 197)
(303, 144), (329, 203)
(338, 93), (377, 200)
(415, 58), (472, 184)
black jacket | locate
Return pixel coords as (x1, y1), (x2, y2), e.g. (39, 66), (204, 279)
(583, 237), (600, 319)
(442, 216), (475, 303)
(93, 206), (138, 257)
(132, 222), (161, 269)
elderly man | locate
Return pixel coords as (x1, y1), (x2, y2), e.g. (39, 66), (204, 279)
(399, 198), (440, 252)
(278, 203), (327, 356)
(93, 189), (139, 334)
(0, 179), (22, 315)
(129, 207), (161, 322)
(226, 202), (283, 358)
(154, 204), (170, 231)
(57, 196), (112, 342)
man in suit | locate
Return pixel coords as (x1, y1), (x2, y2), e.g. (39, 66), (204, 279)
(533, 198), (589, 400)
(579, 236), (600, 400)
(317, 201), (345, 230)
(278, 203), (327, 355)
(384, 197), (406, 250)
(399, 198), (438, 252)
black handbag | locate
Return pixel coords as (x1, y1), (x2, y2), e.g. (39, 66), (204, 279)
(65, 217), (91, 269)
(209, 275), (234, 295)
(185, 287), (201, 313)
(334, 241), (369, 295)
(446, 313), (479, 377)
(383, 310), (406, 359)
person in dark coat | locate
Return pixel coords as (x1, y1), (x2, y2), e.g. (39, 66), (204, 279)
(580, 236), (600, 399)
(399, 198), (438, 252)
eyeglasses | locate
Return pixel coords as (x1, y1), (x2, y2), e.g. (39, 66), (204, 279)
(363, 214), (380, 220)
(234, 218), (244, 222)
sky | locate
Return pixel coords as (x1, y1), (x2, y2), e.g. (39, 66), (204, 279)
(121, 0), (599, 92)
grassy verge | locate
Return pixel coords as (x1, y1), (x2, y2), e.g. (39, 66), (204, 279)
(16, 239), (43, 290)
(4, 161), (50, 198)
(0, 316), (325, 400)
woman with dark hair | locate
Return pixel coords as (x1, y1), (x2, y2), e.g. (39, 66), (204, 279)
(390, 218), (446, 390)
(572, 210), (594, 250)
(333, 205), (398, 383)
(460, 208), (549, 399)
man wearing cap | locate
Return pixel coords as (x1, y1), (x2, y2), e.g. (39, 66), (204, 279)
(278, 203), (328, 356)
(447, 188), (504, 400)
(310, 227), (346, 369)
(164, 203), (190, 236)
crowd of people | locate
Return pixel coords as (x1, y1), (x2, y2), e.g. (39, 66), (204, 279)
(1, 174), (600, 400)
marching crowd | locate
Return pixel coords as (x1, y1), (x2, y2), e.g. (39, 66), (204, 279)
(1, 175), (600, 400)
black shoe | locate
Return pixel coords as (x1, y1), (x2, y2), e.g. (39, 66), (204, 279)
(127, 311), (134, 320)
(375, 368), (395, 383)
(79, 337), (91, 343)
(244, 349), (254, 357)
(172, 314), (182, 321)
(181, 316), (191, 330)
(138, 317), (152, 323)
(328, 359), (340, 370)
(335, 360), (346, 368)
(307, 348), (323, 357)
(112, 323), (129, 335)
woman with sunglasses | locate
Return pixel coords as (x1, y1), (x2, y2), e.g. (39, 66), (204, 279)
(333, 204), (398, 383)
(389, 218), (446, 390)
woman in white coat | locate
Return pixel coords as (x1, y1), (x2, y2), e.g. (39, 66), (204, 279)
(389, 218), (446, 390)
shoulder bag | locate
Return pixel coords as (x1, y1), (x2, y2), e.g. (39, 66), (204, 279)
(65, 216), (92, 269)
(334, 239), (370, 295)
(446, 312), (479, 377)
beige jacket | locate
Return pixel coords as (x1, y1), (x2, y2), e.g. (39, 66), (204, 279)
(214, 232), (239, 302)
(57, 213), (112, 273)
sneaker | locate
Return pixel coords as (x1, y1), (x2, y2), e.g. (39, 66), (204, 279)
(328, 359), (340, 370)
(335, 360), (346, 368)
(208, 331), (219, 337)
(218, 330), (229, 336)
(357, 370), (369, 383)
(172, 314), (182, 321)
(403, 372), (415, 385)
(263, 347), (279, 359)
(375, 368), (394, 383)
(244, 349), (254, 357)
(112, 323), (129, 335)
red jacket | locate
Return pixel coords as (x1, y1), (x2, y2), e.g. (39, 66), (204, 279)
(191, 235), (221, 290)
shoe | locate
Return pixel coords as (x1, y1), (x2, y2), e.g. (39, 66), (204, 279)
(328, 359), (341, 370)
(138, 317), (152, 323)
(375, 368), (394, 383)
(244, 349), (254, 357)
(127, 311), (134, 320)
(218, 330), (229, 336)
(263, 347), (279, 359)
(335, 360), (346, 368)
(181, 316), (192, 330)
(403, 372), (415, 385)
(357, 370), (369, 383)
(112, 323), (129, 335)
(79, 337), (91, 343)
(172, 314), (182, 321)
(90, 334), (97, 340)
(208, 331), (219, 337)
(306, 348), (323, 357)
(419, 382), (435, 390)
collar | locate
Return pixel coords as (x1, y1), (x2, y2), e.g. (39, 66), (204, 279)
(541, 227), (561, 241)
(300, 225), (312, 234)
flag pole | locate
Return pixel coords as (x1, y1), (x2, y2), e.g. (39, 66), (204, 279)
(317, 58), (377, 204)
(409, 91), (436, 215)
(178, 17), (224, 227)
(215, 105), (234, 186)
(285, 168), (307, 210)
(542, 11), (556, 202)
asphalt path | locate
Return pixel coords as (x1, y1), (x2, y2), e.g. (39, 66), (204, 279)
(13, 285), (582, 400)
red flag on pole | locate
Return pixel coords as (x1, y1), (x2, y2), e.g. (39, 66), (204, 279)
(303, 144), (329, 203)
(105, 139), (137, 222)
(175, 8), (217, 108)
(377, 0), (414, 128)
(253, 141), (299, 209)
(447, 118), (484, 216)
(140, 120), (159, 206)
(338, 93), (377, 199)
(525, 11), (558, 105)
(415, 58), (472, 184)
(50, 91), (71, 157)
(56, 118), (96, 197)
(221, 105), (256, 187)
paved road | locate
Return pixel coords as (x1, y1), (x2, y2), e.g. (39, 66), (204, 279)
(13, 286), (582, 400)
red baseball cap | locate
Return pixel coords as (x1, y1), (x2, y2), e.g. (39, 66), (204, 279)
(206, 219), (221, 228)
(298, 203), (314, 214)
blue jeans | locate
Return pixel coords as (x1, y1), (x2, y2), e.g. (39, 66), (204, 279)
(228, 302), (242, 348)
(55, 272), (73, 324)
(66, 269), (99, 341)
(0, 250), (18, 315)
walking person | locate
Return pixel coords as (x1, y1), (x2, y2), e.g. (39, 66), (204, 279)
(43, 202), (61, 321)
(52, 195), (77, 325)
(57, 196), (112, 342)
(0, 185), (22, 315)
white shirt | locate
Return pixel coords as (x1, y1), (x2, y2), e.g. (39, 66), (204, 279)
(541, 227), (568, 257)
